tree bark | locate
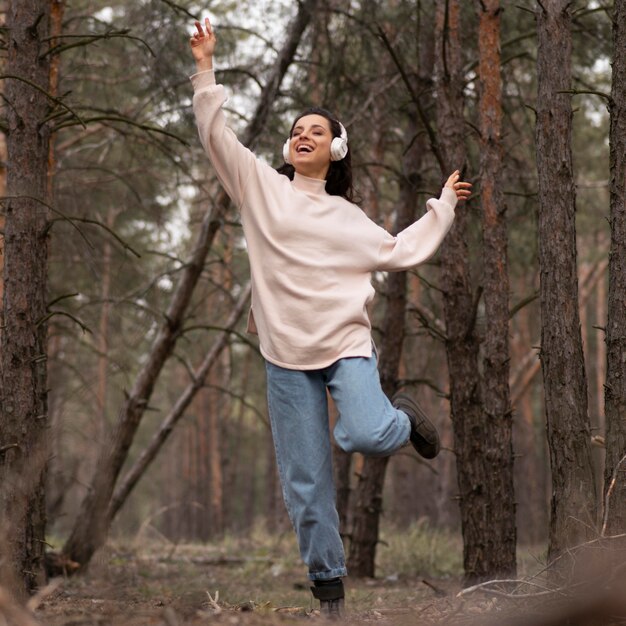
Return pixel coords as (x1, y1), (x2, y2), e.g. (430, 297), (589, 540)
(333, 438), (352, 537)
(96, 209), (116, 445)
(510, 260), (607, 406)
(473, 0), (516, 577)
(0, 137), (5, 321)
(535, 0), (596, 563)
(347, 117), (420, 577)
(602, 0), (626, 536)
(434, 0), (486, 586)
(0, 0), (51, 596)
(346, 2), (436, 576)
(61, 0), (317, 569)
(595, 260), (606, 428)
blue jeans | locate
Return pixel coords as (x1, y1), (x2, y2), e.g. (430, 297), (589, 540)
(265, 351), (411, 581)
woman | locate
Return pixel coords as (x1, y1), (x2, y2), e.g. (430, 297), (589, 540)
(189, 17), (471, 618)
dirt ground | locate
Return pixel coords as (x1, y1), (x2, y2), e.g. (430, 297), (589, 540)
(9, 536), (626, 626)
(28, 538), (479, 625)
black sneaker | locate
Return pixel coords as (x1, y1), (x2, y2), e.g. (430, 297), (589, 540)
(311, 578), (344, 620)
(392, 392), (440, 459)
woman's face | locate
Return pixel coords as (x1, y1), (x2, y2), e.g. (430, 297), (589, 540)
(288, 114), (333, 179)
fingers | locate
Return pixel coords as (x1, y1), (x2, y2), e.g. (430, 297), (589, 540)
(192, 17), (214, 39)
(444, 170), (472, 201)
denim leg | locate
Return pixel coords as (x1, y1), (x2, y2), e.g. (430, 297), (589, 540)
(265, 362), (347, 581)
(326, 353), (411, 456)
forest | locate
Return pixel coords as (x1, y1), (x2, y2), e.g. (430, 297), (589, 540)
(0, 0), (625, 624)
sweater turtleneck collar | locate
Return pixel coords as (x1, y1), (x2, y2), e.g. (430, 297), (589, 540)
(292, 171), (328, 195)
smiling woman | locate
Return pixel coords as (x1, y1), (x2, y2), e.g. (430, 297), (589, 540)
(188, 14), (471, 619)
(277, 107), (355, 202)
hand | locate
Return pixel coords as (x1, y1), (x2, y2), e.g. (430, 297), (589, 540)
(190, 17), (216, 69)
(445, 170), (472, 202)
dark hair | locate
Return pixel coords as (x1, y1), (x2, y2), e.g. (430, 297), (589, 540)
(277, 107), (357, 203)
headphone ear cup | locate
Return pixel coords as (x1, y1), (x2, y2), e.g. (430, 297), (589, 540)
(330, 136), (348, 161)
(330, 123), (349, 161)
(283, 138), (292, 164)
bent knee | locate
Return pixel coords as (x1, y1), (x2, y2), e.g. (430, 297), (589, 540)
(336, 430), (396, 456)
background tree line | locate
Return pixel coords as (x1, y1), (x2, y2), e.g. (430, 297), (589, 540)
(0, 0), (624, 600)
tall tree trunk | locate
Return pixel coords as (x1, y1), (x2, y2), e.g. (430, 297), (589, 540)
(510, 260), (607, 406)
(347, 2), (435, 576)
(226, 348), (251, 530)
(96, 208), (116, 445)
(595, 255), (606, 427)
(333, 436), (352, 536)
(602, 0), (626, 536)
(474, 0), (516, 577)
(434, 0), (485, 586)
(512, 296), (548, 544)
(0, 8), (5, 322)
(208, 357), (226, 537)
(0, 0), (51, 596)
(535, 0), (596, 562)
(347, 117), (420, 577)
(61, 0), (317, 570)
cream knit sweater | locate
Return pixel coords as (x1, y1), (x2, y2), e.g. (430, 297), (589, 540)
(191, 69), (457, 370)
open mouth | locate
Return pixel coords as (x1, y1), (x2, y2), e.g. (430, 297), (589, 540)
(296, 144), (314, 154)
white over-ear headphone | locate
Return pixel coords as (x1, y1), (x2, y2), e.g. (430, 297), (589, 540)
(282, 122), (349, 164)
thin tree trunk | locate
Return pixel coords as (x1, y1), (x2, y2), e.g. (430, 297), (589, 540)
(474, 0), (516, 577)
(347, 117), (420, 577)
(535, 0), (596, 563)
(61, 0), (317, 569)
(0, 9), (5, 325)
(595, 256), (606, 427)
(227, 348), (252, 530)
(347, 2), (435, 576)
(208, 356), (226, 537)
(96, 209), (116, 445)
(434, 0), (486, 586)
(333, 435), (352, 536)
(107, 284), (250, 521)
(0, 0), (51, 596)
(265, 413), (279, 532)
(602, 0), (626, 537)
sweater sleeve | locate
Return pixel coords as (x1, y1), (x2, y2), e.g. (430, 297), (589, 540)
(375, 186), (457, 271)
(190, 69), (258, 207)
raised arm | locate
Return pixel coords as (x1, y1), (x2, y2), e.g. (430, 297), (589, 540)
(189, 16), (261, 206)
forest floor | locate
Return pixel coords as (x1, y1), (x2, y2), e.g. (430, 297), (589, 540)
(23, 525), (625, 625)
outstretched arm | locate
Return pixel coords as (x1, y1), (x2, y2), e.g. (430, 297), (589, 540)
(190, 17), (216, 73)
(376, 171), (471, 271)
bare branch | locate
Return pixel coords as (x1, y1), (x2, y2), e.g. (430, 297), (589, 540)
(48, 216), (141, 258)
(558, 88), (613, 103)
(36, 310), (92, 334)
(41, 29), (155, 59)
(375, 25), (446, 173)
(0, 73), (86, 128)
(601, 454), (626, 536)
(52, 114), (188, 145)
